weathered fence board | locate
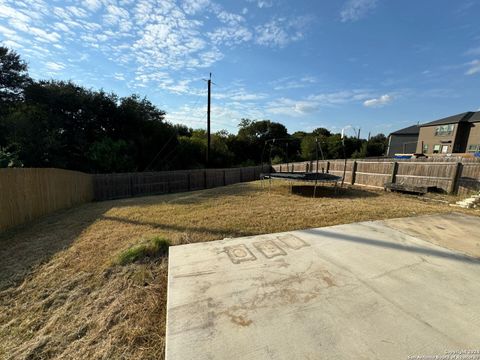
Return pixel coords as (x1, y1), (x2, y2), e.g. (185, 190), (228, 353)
(0, 168), (94, 231)
(272, 158), (480, 194)
(458, 163), (480, 195)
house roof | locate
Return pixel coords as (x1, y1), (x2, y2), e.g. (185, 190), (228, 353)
(467, 111), (480, 123)
(420, 112), (475, 127)
(389, 124), (420, 136)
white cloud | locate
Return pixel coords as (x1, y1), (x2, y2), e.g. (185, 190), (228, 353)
(272, 75), (317, 90)
(9, 18), (30, 32)
(363, 94), (392, 107)
(255, 17), (306, 47)
(257, 1), (273, 8)
(0, 24), (18, 38)
(83, 0), (102, 12)
(266, 90), (374, 116)
(67, 6), (88, 18)
(53, 22), (70, 33)
(208, 26), (252, 46)
(340, 0), (377, 22)
(266, 98), (318, 116)
(182, 0), (211, 15)
(167, 102), (263, 131)
(0, 0), (313, 96)
(465, 46), (480, 56)
(247, 0), (273, 8)
(45, 61), (65, 71)
(2, 39), (23, 49)
(30, 27), (61, 42)
(0, 4), (32, 23)
(465, 60), (480, 75)
(227, 90), (267, 101)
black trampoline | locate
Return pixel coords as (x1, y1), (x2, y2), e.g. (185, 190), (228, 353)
(263, 172), (341, 182)
(260, 137), (345, 197)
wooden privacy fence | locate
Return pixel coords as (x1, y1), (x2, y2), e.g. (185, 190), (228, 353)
(93, 165), (264, 201)
(0, 168), (94, 231)
(272, 158), (480, 195)
(2, 160), (478, 232)
(0, 166), (264, 231)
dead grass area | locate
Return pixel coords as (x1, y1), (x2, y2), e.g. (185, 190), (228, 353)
(0, 181), (477, 359)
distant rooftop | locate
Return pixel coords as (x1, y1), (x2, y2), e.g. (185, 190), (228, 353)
(467, 111), (480, 123)
(389, 124), (420, 136)
(420, 111), (476, 127)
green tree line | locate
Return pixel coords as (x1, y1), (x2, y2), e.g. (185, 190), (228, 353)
(0, 46), (387, 172)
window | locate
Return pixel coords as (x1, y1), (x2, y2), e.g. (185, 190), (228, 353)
(433, 144), (441, 154)
(423, 144), (428, 153)
(434, 124), (454, 136)
(441, 145), (449, 154)
(467, 144), (480, 153)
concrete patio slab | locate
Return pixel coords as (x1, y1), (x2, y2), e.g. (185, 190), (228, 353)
(382, 212), (480, 258)
(166, 213), (480, 360)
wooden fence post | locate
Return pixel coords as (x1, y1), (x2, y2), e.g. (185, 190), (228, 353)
(326, 161), (330, 174)
(449, 162), (462, 195)
(129, 174), (135, 197)
(390, 161), (399, 184)
(223, 169), (226, 186)
(351, 160), (358, 185)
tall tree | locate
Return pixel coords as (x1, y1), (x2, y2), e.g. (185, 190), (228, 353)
(0, 46), (30, 147)
(237, 119), (289, 163)
(0, 46), (30, 105)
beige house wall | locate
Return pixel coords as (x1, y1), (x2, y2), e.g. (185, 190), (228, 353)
(416, 124), (459, 154)
(466, 122), (480, 151)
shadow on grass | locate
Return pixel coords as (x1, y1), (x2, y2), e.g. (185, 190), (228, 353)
(0, 202), (113, 291)
(100, 214), (256, 239)
(99, 182), (263, 207)
(0, 183), (263, 291)
(289, 184), (380, 199)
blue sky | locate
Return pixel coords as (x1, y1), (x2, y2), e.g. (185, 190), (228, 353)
(1, 0), (480, 136)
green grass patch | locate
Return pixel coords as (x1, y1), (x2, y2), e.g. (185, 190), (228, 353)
(115, 236), (170, 266)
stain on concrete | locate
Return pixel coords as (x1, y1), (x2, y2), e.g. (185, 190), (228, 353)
(253, 240), (287, 259)
(277, 234), (309, 250)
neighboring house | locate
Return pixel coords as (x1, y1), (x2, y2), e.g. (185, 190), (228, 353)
(416, 111), (480, 154)
(466, 111), (480, 154)
(386, 125), (420, 156)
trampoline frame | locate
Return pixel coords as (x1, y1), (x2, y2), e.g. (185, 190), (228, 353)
(260, 137), (344, 197)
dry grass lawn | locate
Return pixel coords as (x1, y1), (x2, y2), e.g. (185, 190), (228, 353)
(0, 181), (476, 359)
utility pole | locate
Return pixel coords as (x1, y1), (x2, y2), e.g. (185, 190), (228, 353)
(206, 73), (211, 167)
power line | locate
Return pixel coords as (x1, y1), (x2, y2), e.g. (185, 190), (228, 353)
(206, 73), (211, 167)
